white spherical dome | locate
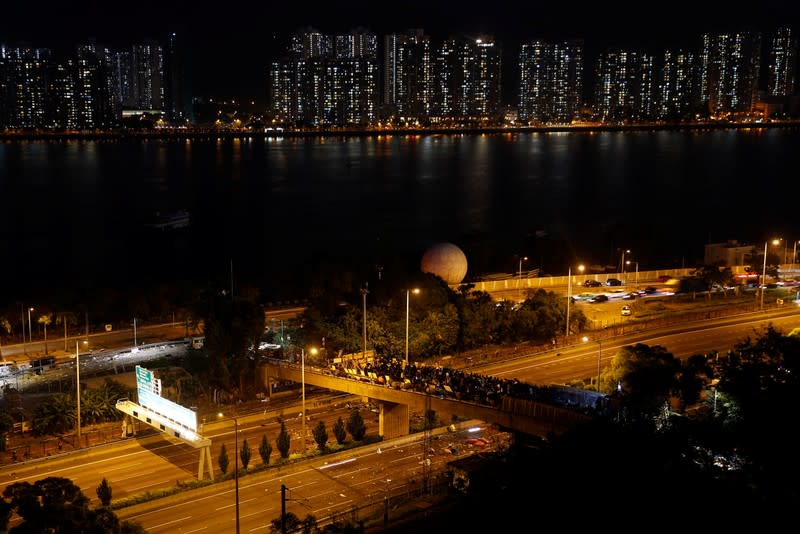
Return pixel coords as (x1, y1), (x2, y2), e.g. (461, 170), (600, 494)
(420, 243), (468, 284)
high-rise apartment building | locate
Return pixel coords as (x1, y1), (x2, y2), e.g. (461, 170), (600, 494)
(163, 32), (193, 124)
(2, 46), (51, 128)
(518, 39), (583, 124)
(593, 49), (656, 122)
(131, 41), (164, 111)
(383, 29), (433, 120)
(767, 27), (798, 97)
(270, 28), (378, 127)
(657, 49), (700, 120)
(432, 35), (502, 122)
(699, 31), (761, 116)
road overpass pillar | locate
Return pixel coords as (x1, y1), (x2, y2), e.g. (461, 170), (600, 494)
(377, 401), (409, 440)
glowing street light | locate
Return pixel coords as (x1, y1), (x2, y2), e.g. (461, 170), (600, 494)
(76, 341), (81, 446)
(761, 238), (780, 310)
(620, 249), (631, 282)
(217, 412), (240, 534)
(626, 260), (639, 289)
(300, 346), (317, 453)
(518, 256), (528, 282)
(566, 265), (584, 339)
(405, 288), (420, 367)
(582, 336), (602, 393)
(27, 307), (33, 346)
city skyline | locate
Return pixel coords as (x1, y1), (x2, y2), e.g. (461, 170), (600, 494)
(4, 1), (799, 100)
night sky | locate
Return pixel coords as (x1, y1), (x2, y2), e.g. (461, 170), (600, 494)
(3, 1), (799, 102)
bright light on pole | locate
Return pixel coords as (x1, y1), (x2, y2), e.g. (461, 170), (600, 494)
(566, 265), (584, 340)
(620, 249), (630, 283)
(218, 412), (240, 534)
(300, 347), (316, 453)
(405, 288), (420, 367)
(760, 239), (779, 310)
(566, 267), (571, 339)
(27, 307), (33, 346)
(518, 256), (528, 282)
(583, 336), (602, 393)
(626, 260), (639, 289)
(76, 341), (81, 447)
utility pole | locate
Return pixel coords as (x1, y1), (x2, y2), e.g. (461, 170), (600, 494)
(281, 484), (287, 534)
(361, 284), (369, 360)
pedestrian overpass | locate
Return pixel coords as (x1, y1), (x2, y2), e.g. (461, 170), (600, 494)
(260, 359), (592, 441)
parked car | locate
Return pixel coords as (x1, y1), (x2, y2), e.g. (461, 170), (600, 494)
(606, 278), (623, 286)
(584, 279), (602, 287)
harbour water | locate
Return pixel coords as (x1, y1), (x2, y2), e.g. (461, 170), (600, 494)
(2, 126), (798, 301)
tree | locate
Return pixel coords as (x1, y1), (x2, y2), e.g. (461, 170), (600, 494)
(218, 443), (229, 474)
(240, 438), (251, 470)
(312, 420), (328, 451)
(1, 476), (142, 532)
(270, 511), (300, 534)
(332, 416), (347, 444)
(0, 410), (14, 453)
(259, 434), (272, 465)
(609, 343), (681, 423)
(346, 409), (366, 441)
(276, 419), (291, 458)
(96, 477), (112, 507)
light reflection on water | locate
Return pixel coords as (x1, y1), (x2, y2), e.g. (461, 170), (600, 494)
(1, 128), (798, 297)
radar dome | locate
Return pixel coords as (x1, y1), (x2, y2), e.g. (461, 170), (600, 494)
(420, 243), (468, 284)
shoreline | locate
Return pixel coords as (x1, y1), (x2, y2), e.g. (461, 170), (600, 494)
(2, 120), (799, 141)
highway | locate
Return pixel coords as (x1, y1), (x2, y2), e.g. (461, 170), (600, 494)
(2, 302), (799, 531)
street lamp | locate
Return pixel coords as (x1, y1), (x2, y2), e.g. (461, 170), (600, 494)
(405, 288), (420, 367)
(27, 307), (33, 346)
(626, 260), (639, 289)
(300, 347), (317, 453)
(620, 249), (630, 282)
(76, 341), (81, 447)
(582, 336), (603, 393)
(518, 256), (528, 282)
(565, 265), (584, 339)
(217, 412), (240, 534)
(761, 239), (780, 310)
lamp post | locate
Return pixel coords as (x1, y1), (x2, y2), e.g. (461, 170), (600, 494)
(620, 249), (630, 282)
(565, 265), (584, 340)
(761, 239), (779, 310)
(300, 347), (316, 452)
(218, 412), (240, 534)
(22, 307), (27, 356)
(626, 260), (639, 289)
(361, 285), (369, 360)
(75, 341), (81, 447)
(405, 288), (420, 367)
(582, 336), (602, 393)
(518, 256), (528, 282)
(794, 240), (798, 267)
(27, 307), (33, 346)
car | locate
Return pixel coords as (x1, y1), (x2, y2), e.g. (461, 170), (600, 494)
(588, 294), (609, 303)
(606, 278), (622, 286)
(622, 292), (637, 299)
(621, 305), (631, 316)
(583, 279), (602, 287)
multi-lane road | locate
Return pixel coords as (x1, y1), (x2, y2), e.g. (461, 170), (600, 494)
(2, 302), (799, 531)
